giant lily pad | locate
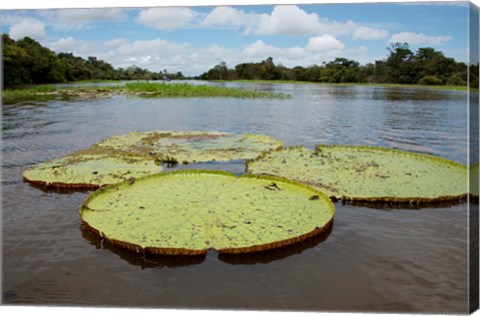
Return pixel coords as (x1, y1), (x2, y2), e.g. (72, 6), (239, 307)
(247, 145), (468, 203)
(23, 154), (161, 188)
(80, 170), (335, 255)
(23, 131), (282, 188)
(94, 131), (283, 164)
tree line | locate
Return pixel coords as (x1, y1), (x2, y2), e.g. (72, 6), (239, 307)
(199, 43), (479, 88)
(3, 33), (479, 88)
(2, 34), (185, 86)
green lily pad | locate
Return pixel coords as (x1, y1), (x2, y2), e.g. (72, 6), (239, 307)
(80, 170), (335, 255)
(23, 131), (282, 188)
(247, 145), (468, 203)
(23, 154), (161, 188)
(94, 130), (283, 164)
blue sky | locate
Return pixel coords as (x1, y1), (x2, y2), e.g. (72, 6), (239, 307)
(0, 1), (473, 76)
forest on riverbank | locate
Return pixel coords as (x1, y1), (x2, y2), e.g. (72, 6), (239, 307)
(200, 44), (479, 88)
(3, 33), (479, 88)
(2, 34), (185, 86)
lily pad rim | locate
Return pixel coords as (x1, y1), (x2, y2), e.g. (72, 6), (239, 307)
(22, 153), (161, 189)
(80, 169), (335, 256)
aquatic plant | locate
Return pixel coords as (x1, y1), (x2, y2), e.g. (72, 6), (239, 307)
(95, 131), (283, 164)
(80, 170), (335, 255)
(3, 82), (289, 104)
(23, 131), (283, 188)
(247, 145), (468, 203)
(22, 154), (161, 188)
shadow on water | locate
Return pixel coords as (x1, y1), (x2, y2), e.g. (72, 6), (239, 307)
(80, 224), (206, 269)
(218, 222), (333, 265)
(24, 178), (97, 195)
(80, 221), (333, 268)
(338, 197), (468, 210)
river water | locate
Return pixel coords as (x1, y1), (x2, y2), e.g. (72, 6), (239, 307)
(1, 82), (472, 313)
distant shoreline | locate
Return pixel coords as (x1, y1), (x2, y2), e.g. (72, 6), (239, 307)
(209, 79), (474, 92)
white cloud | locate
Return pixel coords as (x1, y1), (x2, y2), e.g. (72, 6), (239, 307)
(9, 18), (47, 40)
(240, 36), (349, 67)
(389, 32), (452, 45)
(200, 6), (258, 30)
(306, 35), (345, 52)
(255, 5), (323, 36)
(198, 5), (387, 40)
(57, 8), (123, 25)
(353, 26), (388, 40)
(136, 7), (198, 31)
(48, 37), (97, 55)
(103, 38), (128, 48)
(38, 8), (124, 29)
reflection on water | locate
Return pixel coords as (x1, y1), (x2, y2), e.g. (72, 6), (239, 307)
(80, 221), (333, 268)
(1, 83), (470, 313)
(218, 222), (333, 265)
(342, 197), (469, 210)
(80, 224), (206, 269)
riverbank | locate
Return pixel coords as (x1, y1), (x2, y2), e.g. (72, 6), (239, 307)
(2, 81), (290, 104)
(213, 79), (475, 92)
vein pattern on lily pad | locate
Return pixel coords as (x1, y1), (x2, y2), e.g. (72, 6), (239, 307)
(80, 170), (335, 255)
(247, 145), (468, 203)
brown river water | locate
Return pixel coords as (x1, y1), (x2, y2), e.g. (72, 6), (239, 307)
(1, 82), (474, 313)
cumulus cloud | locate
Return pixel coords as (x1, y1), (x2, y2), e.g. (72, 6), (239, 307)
(198, 4), (387, 39)
(240, 36), (350, 67)
(57, 8), (123, 25)
(136, 7), (198, 31)
(9, 18), (47, 40)
(389, 32), (452, 45)
(38, 8), (124, 29)
(48, 37), (97, 55)
(353, 26), (388, 40)
(200, 6), (259, 32)
(306, 35), (345, 52)
(103, 38), (129, 48)
(255, 5), (323, 36)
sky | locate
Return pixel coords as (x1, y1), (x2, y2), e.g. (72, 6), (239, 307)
(0, 0), (475, 76)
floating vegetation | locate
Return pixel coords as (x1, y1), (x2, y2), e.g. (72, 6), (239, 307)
(80, 170), (335, 255)
(95, 131), (283, 164)
(22, 154), (161, 189)
(23, 131), (282, 188)
(123, 82), (290, 99)
(247, 145), (468, 203)
(3, 82), (289, 104)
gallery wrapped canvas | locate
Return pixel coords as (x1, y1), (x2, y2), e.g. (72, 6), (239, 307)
(1, 0), (479, 315)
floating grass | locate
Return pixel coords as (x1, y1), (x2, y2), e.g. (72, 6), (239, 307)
(3, 82), (289, 104)
(80, 170), (335, 255)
